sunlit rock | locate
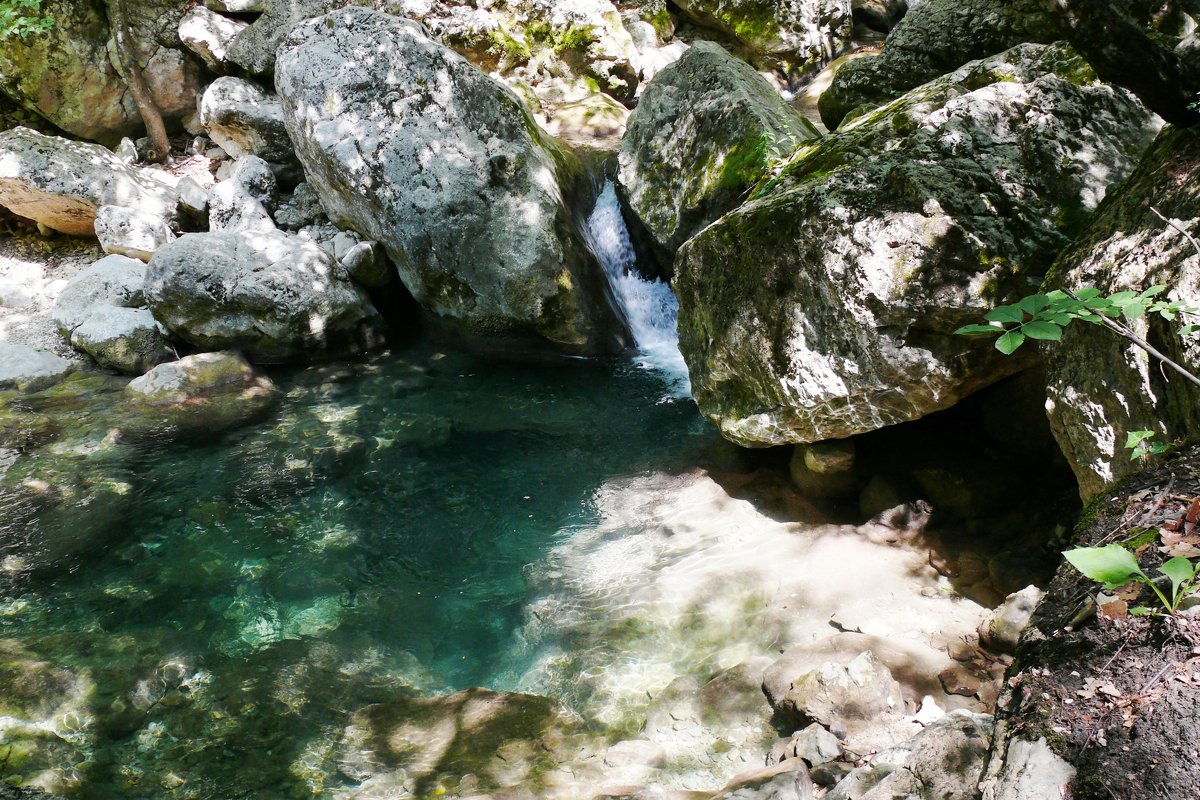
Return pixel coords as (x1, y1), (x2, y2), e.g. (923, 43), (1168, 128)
(94, 205), (176, 262)
(0, 128), (178, 237)
(179, 6), (249, 71)
(676, 43), (1159, 447)
(275, 7), (624, 355)
(145, 230), (384, 363)
(199, 77), (296, 165)
(206, 156), (278, 233)
(671, 0), (852, 75)
(0, 343), (75, 393)
(818, 0), (1068, 130)
(618, 41), (821, 259)
(1042, 126), (1200, 499)
(68, 305), (173, 375)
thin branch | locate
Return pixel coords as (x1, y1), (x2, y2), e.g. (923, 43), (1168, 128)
(1064, 288), (1200, 391)
(1148, 205), (1200, 260)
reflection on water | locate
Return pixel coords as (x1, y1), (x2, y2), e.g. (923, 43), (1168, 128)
(0, 343), (713, 797)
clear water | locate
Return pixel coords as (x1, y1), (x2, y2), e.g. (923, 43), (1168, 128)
(585, 181), (692, 398)
(0, 344), (713, 798)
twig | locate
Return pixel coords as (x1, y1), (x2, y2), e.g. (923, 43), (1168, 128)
(1148, 205), (1200, 260)
(1064, 288), (1200, 390)
(1137, 662), (1173, 695)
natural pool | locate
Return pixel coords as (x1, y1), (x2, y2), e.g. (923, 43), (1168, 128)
(0, 342), (717, 798)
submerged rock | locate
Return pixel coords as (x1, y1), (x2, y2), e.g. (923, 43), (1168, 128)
(1043, 125), (1200, 499)
(618, 41), (820, 258)
(145, 230), (384, 363)
(675, 43), (1159, 447)
(276, 8), (623, 355)
(0, 128), (177, 237)
(122, 351), (280, 435)
(818, 0), (1068, 130)
(672, 0), (852, 75)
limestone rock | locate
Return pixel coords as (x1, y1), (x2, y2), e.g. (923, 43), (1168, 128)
(123, 351), (280, 434)
(1043, 126), (1200, 499)
(675, 43), (1159, 447)
(978, 585), (1043, 654)
(340, 240), (392, 288)
(769, 723), (842, 767)
(0, 128), (178, 237)
(618, 41), (821, 258)
(986, 737), (1075, 800)
(226, 0), (339, 76)
(789, 440), (857, 500)
(273, 181), (325, 231)
(276, 7), (623, 354)
(827, 711), (993, 800)
(818, 0), (1068, 129)
(52, 254), (148, 336)
(199, 77), (296, 165)
(207, 156), (278, 233)
(0, 343), (75, 392)
(70, 305), (173, 375)
(179, 6), (250, 70)
(206, 0), (267, 12)
(710, 760), (816, 800)
(775, 651), (906, 740)
(146, 230), (384, 363)
(672, 0), (852, 75)
(94, 205), (176, 262)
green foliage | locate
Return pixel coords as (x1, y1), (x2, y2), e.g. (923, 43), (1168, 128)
(1125, 430), (1169, 461)
(956, 284), (1200, 354)
(0, 0), (52, 40)
(1064, 544), (1200, 615)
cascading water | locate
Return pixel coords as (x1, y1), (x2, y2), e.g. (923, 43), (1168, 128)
(585, 180), (692, 398)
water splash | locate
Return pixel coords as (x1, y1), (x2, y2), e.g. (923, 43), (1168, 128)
(586, 181), (691, 398)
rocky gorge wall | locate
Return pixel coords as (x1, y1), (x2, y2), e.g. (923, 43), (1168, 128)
(2, 0), (1200, 798)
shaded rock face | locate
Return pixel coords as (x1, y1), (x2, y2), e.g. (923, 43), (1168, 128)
(818, 0), (1068, 130)
(199, 77), (297, 165)
(0, 0), (201, 143)
(145, 230), (385, 363)
(672, 0), (852, 75)
(70, 305), (173, 374)
(618, 41), (820, 258)
(0, 128), (178, 237)
(276, 7), (623, 354)
(1044, 126), (1200, 500)
(674, 43), (1159, 447)
(123, 351), (280, 435)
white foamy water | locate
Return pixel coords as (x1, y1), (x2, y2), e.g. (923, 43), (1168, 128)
(585, 181), (692, 398)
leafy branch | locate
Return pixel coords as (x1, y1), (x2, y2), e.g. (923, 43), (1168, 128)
(0, 0), (52, 40)
(1064, 544), (1200, 616)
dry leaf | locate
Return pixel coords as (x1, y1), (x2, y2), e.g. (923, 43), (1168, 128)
(1114, 581), (1143, 601)
(1099, 599), (1129, 620)
(1098, 683), (1122, 697)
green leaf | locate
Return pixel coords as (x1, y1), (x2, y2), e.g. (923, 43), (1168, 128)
(1022, 321), (1063, 341)
(1140, 285), (1167, 298)
(1074, 288), (1102, 300)
(995, 330), (1026, 354)
(1063, 545), (1142, 589)
(1122, 301), (1148, 320)
(1018, 294), (1050, 314)
(1181, 325), (1200, 335)
(1129, 606), (1152, 616)
(985, 305), (1025, 324)
(955, 324), (1003, 336)
(1159, 557), (1196, 604)
(1109, 291), (1138, 305)
(1125, 430), (1155, 448)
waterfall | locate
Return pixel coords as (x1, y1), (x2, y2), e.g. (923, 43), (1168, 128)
(585, 181), (692, 398)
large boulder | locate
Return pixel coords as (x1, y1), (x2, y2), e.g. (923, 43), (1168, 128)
(276, 7), (623, 354)
(618, 41), (821, 258)
(69, 305), (174, 375)
(178, 5), (250, 71)
(671, 0), (853, 75)
(145, 230), (385, 363)
(674, 43), (1159, 447)
(52, 254), (148, 336)
(1043, 126), (1200, 499)
(818, 0), (1068, 130)
(0, 128), (177, 236)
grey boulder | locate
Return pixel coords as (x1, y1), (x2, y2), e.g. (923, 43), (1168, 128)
(94, 205), (176, 262)
(675, 43), (1159, 447)
(0, 343), (76, 392)
(123, 351), (280, 435)
(52, 254), (149, 336)
(199, 77), (296, 165)
(276, 7), (622, 354)
(145, 230), (385, 363)
(70, 305), (174, 375)
(179, 6), (249, 71)
(619, 41), (821, 258)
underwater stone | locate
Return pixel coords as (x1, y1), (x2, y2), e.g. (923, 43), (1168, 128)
(123, 351), (280, 435)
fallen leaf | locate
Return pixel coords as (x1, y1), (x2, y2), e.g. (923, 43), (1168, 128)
(1099, 599), (1129, 620)
(1098, 683), (1122, 698)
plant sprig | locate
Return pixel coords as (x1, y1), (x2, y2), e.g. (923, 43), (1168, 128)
(1064, 544), (1200, 616)
(956, 285), (1200, 355)
(0, 0), (52, 40)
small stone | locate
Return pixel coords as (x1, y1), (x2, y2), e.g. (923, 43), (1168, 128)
(939, 665), (983, 697)
(913, 695), (946, 725)
(809, 760), (853, 787)
(979, 585), (1044, 654)
(341, 241), (391, 288)
(773, 723), (841, 767)
(94, 205), (175, 262)
(177, 177), (209, 216)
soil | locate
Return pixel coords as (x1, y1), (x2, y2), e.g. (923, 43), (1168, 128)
(999, 444), (1200, 800)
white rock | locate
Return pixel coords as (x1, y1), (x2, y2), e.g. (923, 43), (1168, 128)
(94, 205), (176, 262)
(0, 343), (75, 392)
(179, 6), (249, 69)
(199, 77), (295, 164)
(52, 254), (148, 335)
